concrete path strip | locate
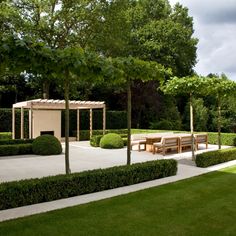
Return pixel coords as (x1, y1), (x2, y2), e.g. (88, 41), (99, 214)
(0, 159), (235, 222)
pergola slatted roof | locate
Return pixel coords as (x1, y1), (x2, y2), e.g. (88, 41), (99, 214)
(13, 99), (105, 110)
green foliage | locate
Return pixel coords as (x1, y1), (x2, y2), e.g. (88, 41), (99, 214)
(150, 119), (175, 130)
(0, 144), (32, 156)
(32, 135), (62, 155)
(162, 76), (209, 96)
(0, 139), (33, 145)
(196, 147), (236, 167)
(208, 133), (236, 146)
(100, 133), (124, 149)
(0, 132), (11, 140)
(90, 135), (103, 147)
(183, 98), (209, 131)
(129, 0), (198, 76)
(90, 133), (128, 147)
(0, 159), (177, 210)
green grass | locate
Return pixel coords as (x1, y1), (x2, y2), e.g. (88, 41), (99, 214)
(0, 166), (236, 236)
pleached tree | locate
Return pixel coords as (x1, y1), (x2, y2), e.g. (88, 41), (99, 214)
(112, 56), (170, 164)
(161, 76), (208, 160)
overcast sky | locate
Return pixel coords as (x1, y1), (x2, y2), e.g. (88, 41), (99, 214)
(169, 0), (236, 81)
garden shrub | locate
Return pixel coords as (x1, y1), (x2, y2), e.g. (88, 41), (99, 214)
(32, 135), (62, 155)
(100, 133), (124, 149)
(0, 132), (12, 140)
(207, 133), (236, 146)
(0, 144), (33, 156)
(90, 135), (103, 147)
(0, 139), (34, 146)
(0, 159), (177, 210)
(196, 147), (236, 167)
(90, 133), (128, 147)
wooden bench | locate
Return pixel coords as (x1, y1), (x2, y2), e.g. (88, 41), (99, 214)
(179, 134), (193, 153)
(131, 134), (146, 151)
(153, 136), (180, 155)
(194, 134), (208, 150)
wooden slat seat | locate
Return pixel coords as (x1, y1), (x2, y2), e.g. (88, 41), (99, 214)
(194, 134), (208, 150)
(153, 136), (180, 155)
(179, 135), (193, 153)
(131, 134), (146, 151)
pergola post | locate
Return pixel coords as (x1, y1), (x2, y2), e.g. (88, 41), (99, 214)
(90, 109), (93, 139)
(103, 106), (106, 135)
(12, 107), (15, 139)
(20, 107), (24, 139)
(77, 109), (80, 141)
(29, 106), (33, 139)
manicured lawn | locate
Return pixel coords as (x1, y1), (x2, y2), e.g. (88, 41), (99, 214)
(0, 166), (236, 236)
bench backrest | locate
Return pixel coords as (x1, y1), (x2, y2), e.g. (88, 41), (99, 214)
(162, 137), (179, 146)
(194, 134), (208, 143)
(179, 135), (192, 145)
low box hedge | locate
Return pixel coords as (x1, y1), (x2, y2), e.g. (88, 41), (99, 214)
(0, 139), (34, 146)
(90, 135), (103, 147)
(207, 133), (236, 146)
(196, 147), (236, 167)
(90, 134), (128, 147)
(78, 129), (128, 141)
(0, 144), (33, 156)
(0, 132), (12, 140)
(0, 159), (177, 210)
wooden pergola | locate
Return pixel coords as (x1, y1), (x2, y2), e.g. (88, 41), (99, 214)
(12, 99), (106, 140)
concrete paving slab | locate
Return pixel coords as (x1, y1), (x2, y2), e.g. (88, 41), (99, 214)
(0, 142), (230, 183)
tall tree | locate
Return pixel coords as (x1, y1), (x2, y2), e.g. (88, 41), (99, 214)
(128, 0), (198, 77)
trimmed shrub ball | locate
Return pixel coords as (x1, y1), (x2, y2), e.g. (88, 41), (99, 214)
(100, 133), (124, 149)
(32, 135), (62, 155)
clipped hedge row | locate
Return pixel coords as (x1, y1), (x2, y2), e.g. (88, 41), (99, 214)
(0, 139), (34, 145)
(196, 147), (236, 167)
(0, 159), (177, 210)
(0, 132), (12, 140)
(0, 144), (33, 156)
(207, 132), (236, 146)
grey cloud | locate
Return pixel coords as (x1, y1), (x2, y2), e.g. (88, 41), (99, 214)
(180, 0), (236, 24)
(169, 0), (236, 81)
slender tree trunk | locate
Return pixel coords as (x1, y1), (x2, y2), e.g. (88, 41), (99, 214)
(190, 93), (195, 161)
(127, 79), (131, 165)
(43, 80), (50, 99)
(64, 70), (71, 174)
(217, 95), (222, 149)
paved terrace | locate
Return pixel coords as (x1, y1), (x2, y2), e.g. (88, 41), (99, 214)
(0, 142), (236, 222)
(0, 142), (231, 182)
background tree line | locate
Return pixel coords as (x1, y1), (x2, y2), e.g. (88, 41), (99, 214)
(0, 0), (235, 133)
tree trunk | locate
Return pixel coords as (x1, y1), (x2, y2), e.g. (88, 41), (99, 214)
(127, 79), (131, 165)
(43, 80), (50, 99)
(217, 95), (222, 149)
(64, 70), (71, 174)
(190, 93), (195, 161)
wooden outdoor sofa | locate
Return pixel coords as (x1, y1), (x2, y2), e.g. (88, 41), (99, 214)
(152, 136), (180, 155)
(131, 134), (146, 151)
(152, 133), (208, 155)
